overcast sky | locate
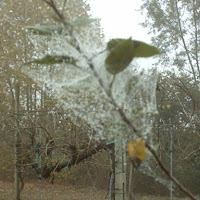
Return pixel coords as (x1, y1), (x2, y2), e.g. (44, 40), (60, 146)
(89, 0), (150, 42)
(89, 0), (155, 68)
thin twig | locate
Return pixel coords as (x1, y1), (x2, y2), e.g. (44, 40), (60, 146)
(175, 1), (196, 81)
(40, 1), (200, 199)
(146, 143), (199, 200)
(62, 0), (67, 15)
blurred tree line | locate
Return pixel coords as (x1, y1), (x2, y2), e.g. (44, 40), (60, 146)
(0, 0), (200, 198)
(0, 0), (108, 192)
(137, 0), (200, 195)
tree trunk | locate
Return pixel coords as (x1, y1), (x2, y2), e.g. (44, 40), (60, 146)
(110, 143), (115, 200)
(14, 82), (21, 200)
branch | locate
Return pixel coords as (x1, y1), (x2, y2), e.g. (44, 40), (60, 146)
(38, 143), (110, 178)
(146, 143), (199, 200)
(41, 1), (200, 199)
(192, 0), (200, 77)
(175, 1), (196, 81)
(43, 0), (64, 21)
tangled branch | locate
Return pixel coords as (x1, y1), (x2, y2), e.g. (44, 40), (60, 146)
(40, 1), (199, 199)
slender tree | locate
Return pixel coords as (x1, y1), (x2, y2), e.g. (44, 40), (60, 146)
(140, 0), (200, 80)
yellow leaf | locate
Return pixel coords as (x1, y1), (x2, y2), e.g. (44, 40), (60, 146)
(166, 104), (171, 109)
(127, 138), (146, 161)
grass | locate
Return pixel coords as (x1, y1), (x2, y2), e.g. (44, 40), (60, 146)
(0, 180), (193, 200)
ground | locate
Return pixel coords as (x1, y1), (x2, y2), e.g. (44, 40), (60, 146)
(0, 180), (191, 200)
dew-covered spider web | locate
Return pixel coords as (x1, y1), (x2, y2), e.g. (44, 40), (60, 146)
(23, 33), (158, 144)
(22, 3), (171, 189)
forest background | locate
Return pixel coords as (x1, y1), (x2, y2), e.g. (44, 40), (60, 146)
(0, 0), (200, 199)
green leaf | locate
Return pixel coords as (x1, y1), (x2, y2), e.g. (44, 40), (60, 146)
(133, 40), (160, 57)
(105, 38), (161, 74)
(105, 38), (135, 75)
(106, 38), (125, 50)
(70, 17), (97, 27)
(26, 25), (65, 36)
(25, 55), (77, 65)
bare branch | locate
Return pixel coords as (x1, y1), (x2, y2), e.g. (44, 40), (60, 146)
(175, 1), (196, 81)
(146, 143), (199, 200)
(41, 1), (200, 199)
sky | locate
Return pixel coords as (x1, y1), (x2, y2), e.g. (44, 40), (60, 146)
(89, 0), (155, 68)
(89, 0), (151, 43)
